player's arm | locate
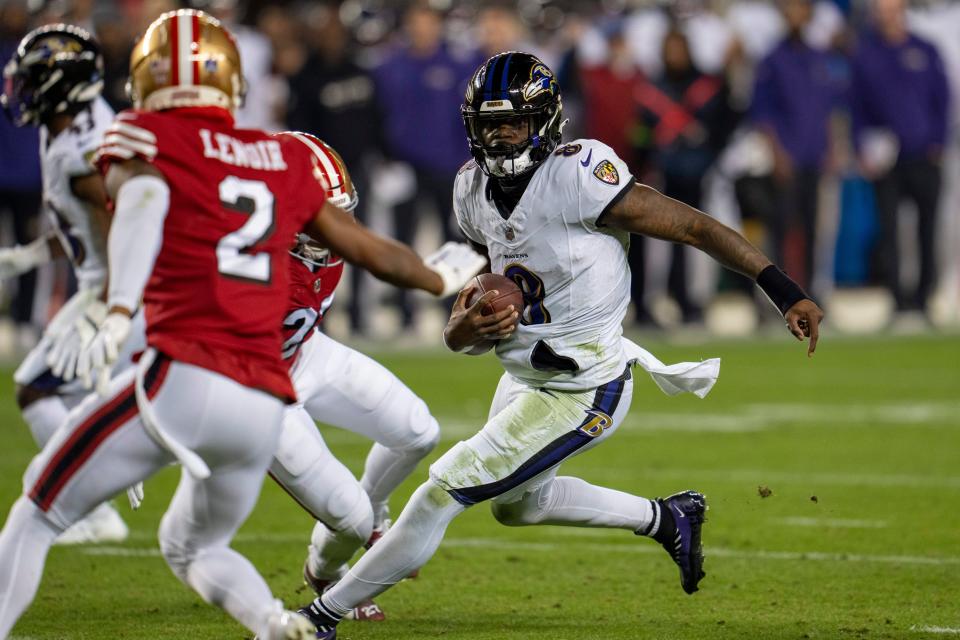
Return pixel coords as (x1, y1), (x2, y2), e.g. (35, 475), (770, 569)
(101, 158), (168, 318)
(70, 172), (112, 270)
(441, 236), (516, 354)
(304, 201), (485, 296)
(72, 158), (169, 389)
(603, 183), (823, 355)
(42, 171), (117, 380)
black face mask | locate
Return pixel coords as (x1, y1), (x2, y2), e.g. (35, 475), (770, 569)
(487, 169), (535, 219)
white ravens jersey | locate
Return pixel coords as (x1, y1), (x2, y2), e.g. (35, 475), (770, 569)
(454, 138), (634, 391)
(39, 96), (113, 290)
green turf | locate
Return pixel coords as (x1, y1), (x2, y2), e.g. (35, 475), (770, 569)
(2, 333), (959, 639)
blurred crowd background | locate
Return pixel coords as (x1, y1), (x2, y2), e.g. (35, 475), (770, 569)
(1, 0), (959, 352)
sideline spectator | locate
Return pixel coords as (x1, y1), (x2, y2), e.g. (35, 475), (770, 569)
(751, 0), (847, 292)
(636, 28), (736, 323)
(287, 4), (383, 334)
(852, 0), (949, 316)
(374, 1), (477, 328)
(580, 23), (653, 324)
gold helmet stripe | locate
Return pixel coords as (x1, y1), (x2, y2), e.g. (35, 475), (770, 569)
(285, 132), (346, 197)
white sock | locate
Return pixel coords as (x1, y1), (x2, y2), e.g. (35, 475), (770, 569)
(21, 396), (68, 449)
(322, 481), (464, 616)
(492, 476), (655, 531)
(361, 443), (430, 528)
(0, 497), (61, 638)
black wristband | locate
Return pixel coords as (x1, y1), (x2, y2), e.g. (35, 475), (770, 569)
(756, 265), (809, 316)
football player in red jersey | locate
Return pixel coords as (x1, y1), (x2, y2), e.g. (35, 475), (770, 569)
(269, 132), (443, 621)
(0, 10), (484, 640)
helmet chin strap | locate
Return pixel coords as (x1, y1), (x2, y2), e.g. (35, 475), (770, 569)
(485, 147), (536, 178)
(483, 111), (559, 178)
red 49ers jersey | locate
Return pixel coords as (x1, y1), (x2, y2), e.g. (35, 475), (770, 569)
(97, 107), (326, 402)
(281, 257), (344, 361)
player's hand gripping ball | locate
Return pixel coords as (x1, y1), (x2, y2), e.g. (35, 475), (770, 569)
(465, 273), (524, 318)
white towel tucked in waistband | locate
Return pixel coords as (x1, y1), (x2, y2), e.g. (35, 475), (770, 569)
(622, 338), (720, 399)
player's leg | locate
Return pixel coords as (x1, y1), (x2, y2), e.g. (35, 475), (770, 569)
(0, 361), (174, 637)
(301, 479), (465, 635)
(298, 332), (440, 528)
(300, 371), (633, 633)
(269, 406), (374, 584)
(14, 354), (69, 448)
(483, 373), (705, 594)
(154, 361), (308, 639)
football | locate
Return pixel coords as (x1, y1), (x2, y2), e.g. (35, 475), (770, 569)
(465, 273), (524, 317)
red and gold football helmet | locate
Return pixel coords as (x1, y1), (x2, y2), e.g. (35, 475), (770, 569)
(278, 131), (358, 267)
(127, 9), (244, 112)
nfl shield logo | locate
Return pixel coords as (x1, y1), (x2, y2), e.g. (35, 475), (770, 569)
(313, 278), (322, 293)
(503, 225), (515, 241)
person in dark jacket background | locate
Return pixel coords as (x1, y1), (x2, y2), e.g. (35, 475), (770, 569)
(751, 0), (847, 295)
(852, 0), (950, 316)
(636, 28), (736, 324)
(373, 1), (478, 329)
(286, 4), (383, 335)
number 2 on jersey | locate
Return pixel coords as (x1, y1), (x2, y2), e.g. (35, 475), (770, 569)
(504, 263), (550, 325)
(217, 176), (275, 283)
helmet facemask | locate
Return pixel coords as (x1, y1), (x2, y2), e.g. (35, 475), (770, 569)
(290, 189), (358, 268)
(463, 102), (563, 179)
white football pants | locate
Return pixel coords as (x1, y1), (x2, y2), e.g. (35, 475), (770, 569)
(0, 354), (288, 639)
(270, 331), (440, 579)
(317, 368), (659, 615)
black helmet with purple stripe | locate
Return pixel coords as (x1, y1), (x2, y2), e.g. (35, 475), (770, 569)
(1, 24), (103, 127)
(462, 51), (564, 179)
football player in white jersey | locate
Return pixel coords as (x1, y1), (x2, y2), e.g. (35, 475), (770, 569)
(300, 52), (824, 638)
(0, 24), (131, 544)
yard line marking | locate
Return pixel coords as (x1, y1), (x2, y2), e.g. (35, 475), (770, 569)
(911, 626), (960, 634)
(82, 547), (161, 557)
(315, 400), (960, 444)
(776, 517), (889, 529)
(419, 401), (960, 440)
(81, 536), (959, 568)
(442, 537), (960, 567)
(577, 467), (960, 490)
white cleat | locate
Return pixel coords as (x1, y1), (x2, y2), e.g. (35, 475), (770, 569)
(55, 502), (129, 545)
(259, 610), (317, 640)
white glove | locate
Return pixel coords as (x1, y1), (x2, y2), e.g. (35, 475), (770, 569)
(126, 483), (144, 510)
(424, 241), (488, 297)
(46, 300), (107, 381)
(77, 312), (132, 395)
(0, 239), (51, 280)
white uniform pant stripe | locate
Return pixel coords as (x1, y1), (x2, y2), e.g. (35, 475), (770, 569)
(177, 13), (194, 86)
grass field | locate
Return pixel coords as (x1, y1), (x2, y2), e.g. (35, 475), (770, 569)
(2, 333), (959, 640)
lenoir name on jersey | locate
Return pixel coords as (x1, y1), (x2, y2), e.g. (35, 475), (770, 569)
(199, 129), (288, 171)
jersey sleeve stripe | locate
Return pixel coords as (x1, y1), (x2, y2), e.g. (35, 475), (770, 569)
(102, 132), (158, 159)
(287, 132), (345, 197)
(108, 122), (157, 144)
(177, 13), (194, 87)
(95, 144), (136, 161)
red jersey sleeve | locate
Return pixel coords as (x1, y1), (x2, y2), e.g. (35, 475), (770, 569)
(95, 110), (161, 173)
